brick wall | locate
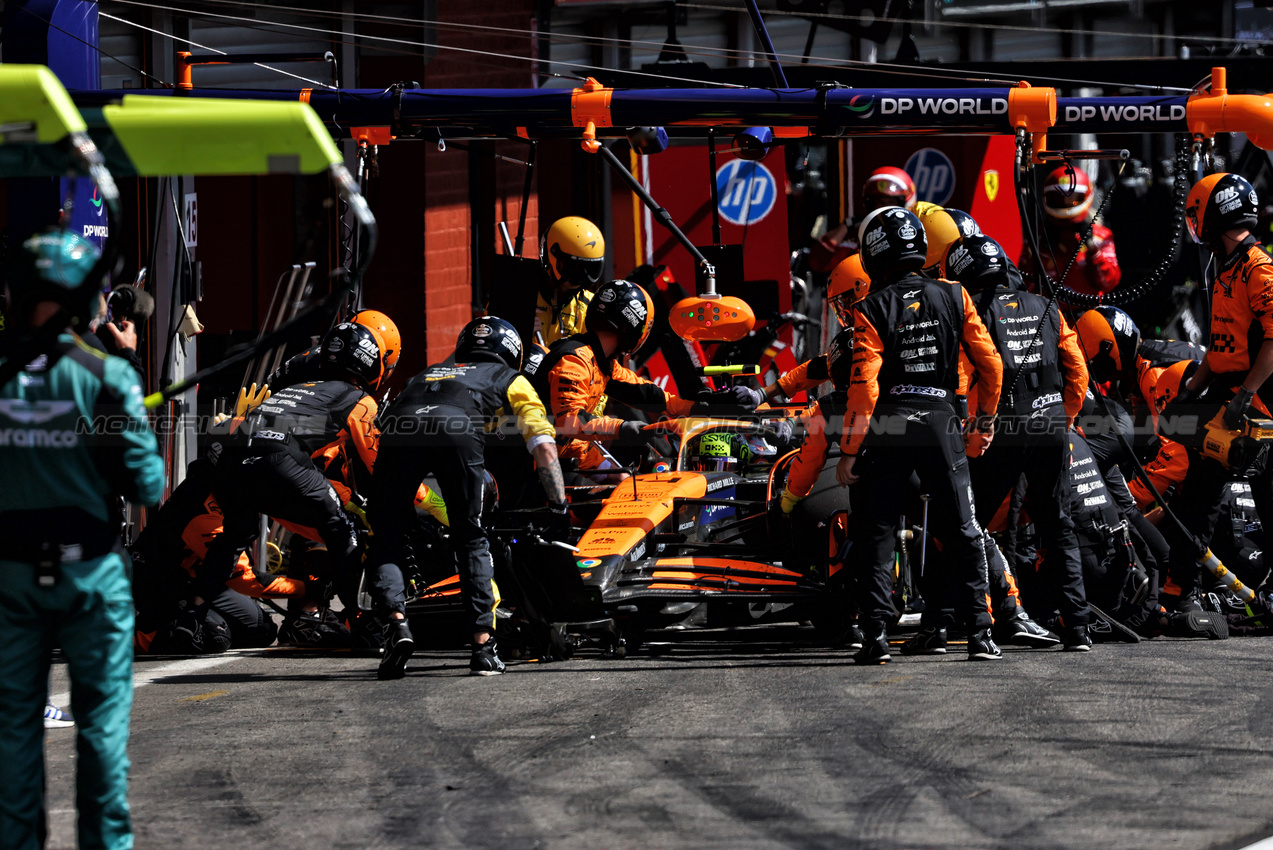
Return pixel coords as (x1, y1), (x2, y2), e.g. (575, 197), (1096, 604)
(361, 1), (539, 370)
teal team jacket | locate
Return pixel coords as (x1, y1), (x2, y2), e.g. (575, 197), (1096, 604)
(0, 334), (164, 547)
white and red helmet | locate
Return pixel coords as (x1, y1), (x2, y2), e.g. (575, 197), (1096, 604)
(1042, 166), (1095, 222)
(862, 166), (917, 212)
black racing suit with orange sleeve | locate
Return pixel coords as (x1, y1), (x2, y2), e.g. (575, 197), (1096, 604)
(844, 273), (1003, 638)
(201, 380), (375, 608)
(1162, 239), (1273, 601)
(366, 360), (556, 632)
(964, 283), (1092, 628)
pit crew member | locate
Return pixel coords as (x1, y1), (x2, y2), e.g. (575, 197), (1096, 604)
(367, 316), (569, 679)
(838, 207), (1004, 663)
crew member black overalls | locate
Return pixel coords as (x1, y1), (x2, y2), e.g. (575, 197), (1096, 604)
(844, 274), (1003, 638)
(367, 361), (555, 632)
(966, 282), (1092, 629)
(202, 381), (365, 606)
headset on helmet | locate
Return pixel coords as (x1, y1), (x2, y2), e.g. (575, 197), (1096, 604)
(320, 322), (387, 393)
(6, 228), (102, 330)
(455, 315), (524, 370)
(857, 207), (927, 283)
(828, 254), (872, 328)
(941, 234), (1009, 291)
(685, 430), (753, 473)
(350, 309), (401, 375)
(586, 280), (655, 354)
(1075, 306), (1140, 383)
(1042, 166), (1095, 223)
(917, 205), (982, 268)
(541, 216), (606, 291)
(862, 166), (917, 212)
(826, 326), (855, 389)
(1186, 172), (1260, 247)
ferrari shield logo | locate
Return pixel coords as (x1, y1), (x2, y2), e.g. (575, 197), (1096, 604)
(984, 170), (1000, 202)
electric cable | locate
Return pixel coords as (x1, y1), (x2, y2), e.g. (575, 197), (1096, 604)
(684, 1), (1272, 55)
(1048, 136), (1195, 308)
(1012, 131), (1269, 613)
(12, 3), (172, 88)
(100, 1), (749, 89)
(99, 11), (337, 88)
(100, 0), (1230, 93)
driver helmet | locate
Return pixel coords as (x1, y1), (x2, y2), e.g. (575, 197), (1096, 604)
(685, 431), (753, 473)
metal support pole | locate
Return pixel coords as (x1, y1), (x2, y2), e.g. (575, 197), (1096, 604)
(742, 0), (789, 88)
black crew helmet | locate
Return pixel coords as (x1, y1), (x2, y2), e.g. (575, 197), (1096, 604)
(857, 207), (928, 283)
(455, 315), (524, 370)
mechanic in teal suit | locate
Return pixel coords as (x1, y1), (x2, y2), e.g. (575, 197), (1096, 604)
(0, 229), (164, 850)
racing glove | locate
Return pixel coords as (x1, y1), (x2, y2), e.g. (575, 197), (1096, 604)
(779, 487), (804, 515)
(769, 417), (797, 452)
(617, 420), (652, 445)
(1225, 387), (1256, 430)
(545, 501), (573, 543)
(235, 382), (271, 417)
(727, 385), (765, 410)
(693, 387), (760, 414)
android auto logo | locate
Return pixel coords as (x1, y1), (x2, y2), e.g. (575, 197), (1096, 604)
(847, 95), (875, 119)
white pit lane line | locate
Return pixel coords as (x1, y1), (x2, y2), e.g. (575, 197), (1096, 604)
(48, 652), (247, 707)
(1241, 838), (1273, 850)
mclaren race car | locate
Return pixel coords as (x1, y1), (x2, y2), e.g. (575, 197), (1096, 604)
(406, 415), (860, 658)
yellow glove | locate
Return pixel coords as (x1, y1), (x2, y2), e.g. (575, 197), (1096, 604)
(235, 382), (271, 417)
(415, 485), (450, 527)
(344, 500), (371, 532)
(779, 488), (803, 515)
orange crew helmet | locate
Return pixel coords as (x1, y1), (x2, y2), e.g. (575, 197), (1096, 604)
(1185, 172), (1260, 247)
(1042, 166), (1095, 223)
(1075, 306), (1140, 384)
(827, 254), (871, 328)
(351, 309), (401, 377)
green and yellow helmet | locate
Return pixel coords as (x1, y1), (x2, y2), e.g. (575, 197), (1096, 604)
(685, 431), (753, 473)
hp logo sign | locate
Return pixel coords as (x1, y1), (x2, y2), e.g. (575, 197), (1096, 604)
(715, 159), (777, 226)
(904, 148), (957, 206)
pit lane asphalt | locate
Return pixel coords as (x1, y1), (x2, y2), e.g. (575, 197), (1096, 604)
(42, 628), (1273, 850)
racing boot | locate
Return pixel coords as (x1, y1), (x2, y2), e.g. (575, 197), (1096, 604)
(900, 626), (947, 655)
(378, 619), (415, 680)
(350, 612), (388, 652)
(1163, 610), (1229, 640)
(853, 633), (891, 665)
(966, 629), (1002, 661)
(1087, 604), (1141, 643)
(279, 608), (352, 648)
(993, 609), (1061, 648)
(1061, 624), (1093, 652)
(470, 637), (506, 676)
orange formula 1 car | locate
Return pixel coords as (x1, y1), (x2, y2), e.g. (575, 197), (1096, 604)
(407, 415), (858, 658)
